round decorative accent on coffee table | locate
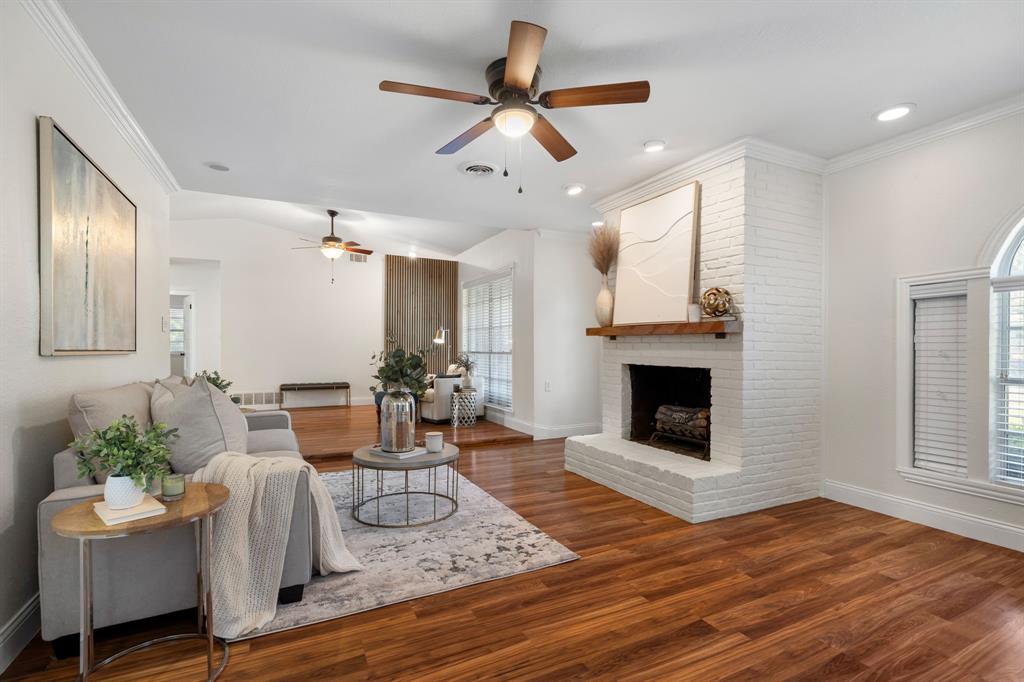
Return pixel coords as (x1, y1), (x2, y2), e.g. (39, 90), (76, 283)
(351, 444), (460, 528)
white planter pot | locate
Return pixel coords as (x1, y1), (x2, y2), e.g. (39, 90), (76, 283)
(104, 475), (146, 510)
(463, 374), (473, 390)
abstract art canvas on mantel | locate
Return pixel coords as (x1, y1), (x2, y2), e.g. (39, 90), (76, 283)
(38, 116), (137, 356)
(612, 181), (701, 326)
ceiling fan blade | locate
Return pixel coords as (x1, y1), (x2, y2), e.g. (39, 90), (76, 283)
(342, 241), (360, 247)
(291, 246), (320, 250)
(538, 81), (651, 109)
(530, 115), (576, 162)
(504, 21), (547, 90)
(379, 80), (490, 105)
(298, 237), (320, 244)
(436, 118), (494, 155)
(346, 247), (374, 255)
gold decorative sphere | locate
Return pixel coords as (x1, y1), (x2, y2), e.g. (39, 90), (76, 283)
(700, 287), (733, 317)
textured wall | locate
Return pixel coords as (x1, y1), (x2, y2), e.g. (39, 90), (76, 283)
(384, 255), (459, 375)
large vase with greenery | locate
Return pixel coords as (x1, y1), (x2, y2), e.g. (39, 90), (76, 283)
(71, 416), (177, 509)
(453, 352), (476, 390)
(588, 224), (619, 327)
(371, 346), (429, 453)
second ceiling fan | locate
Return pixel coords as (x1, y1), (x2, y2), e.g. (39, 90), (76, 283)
(380, 20), (650, 162)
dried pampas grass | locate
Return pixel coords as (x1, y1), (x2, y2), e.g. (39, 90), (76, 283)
(588, 224), (619, 275)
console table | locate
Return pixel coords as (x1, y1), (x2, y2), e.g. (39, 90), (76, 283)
(51, 483), (230, 681)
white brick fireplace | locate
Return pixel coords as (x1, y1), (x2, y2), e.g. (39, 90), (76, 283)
(565, 140), (825, 523)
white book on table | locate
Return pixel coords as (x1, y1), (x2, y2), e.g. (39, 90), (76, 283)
(369, 445), (428, 460)
(93, 495), (167, 526)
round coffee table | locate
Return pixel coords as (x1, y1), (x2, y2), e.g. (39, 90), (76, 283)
(351, 444), (460, 528)
(51, 483), (230, 681)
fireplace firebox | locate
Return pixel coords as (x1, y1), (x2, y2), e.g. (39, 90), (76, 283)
(627, 365), (711, 459)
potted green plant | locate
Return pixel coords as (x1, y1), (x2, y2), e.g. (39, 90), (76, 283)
(370, 345), (430, 453)
(71, 415), (178, 509)
(453, 352), (477, 390)
(196, 370), (240, 404)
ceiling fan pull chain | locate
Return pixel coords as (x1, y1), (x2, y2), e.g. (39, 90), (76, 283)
(517, 137), (524, 194)
(331, 260), (335, 285)
(503, 140), (509, 177)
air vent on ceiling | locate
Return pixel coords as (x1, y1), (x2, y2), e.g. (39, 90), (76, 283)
(459, 161), (497, 177)
(349, 253), (367, 263)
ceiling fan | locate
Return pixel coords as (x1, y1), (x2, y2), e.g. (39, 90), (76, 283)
(379, 20), (650, 162)
(292, 209), (373, 261)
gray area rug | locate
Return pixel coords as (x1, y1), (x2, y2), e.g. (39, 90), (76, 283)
(238, 470), (579, 640)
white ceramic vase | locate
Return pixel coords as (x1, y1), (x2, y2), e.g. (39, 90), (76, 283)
(104, 475), (146, 510)
(595, 274), (614, 327)
(462, 373), (473, 390)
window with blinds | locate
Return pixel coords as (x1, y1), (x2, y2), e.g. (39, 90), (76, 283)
(912, 287), (968, 477)
(462, 271), (513, 410)
(169, 307), (185, 353)
(992, 278), (1024, 487)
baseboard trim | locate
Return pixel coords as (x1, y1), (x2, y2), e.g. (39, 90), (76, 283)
(822, 479), (1024, 551)
(0, 594), (39, 675)
(484, 412), (534, 437)
(531, 422), (602, 440)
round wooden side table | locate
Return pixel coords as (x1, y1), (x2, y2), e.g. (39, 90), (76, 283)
(51, 482), (230, 681)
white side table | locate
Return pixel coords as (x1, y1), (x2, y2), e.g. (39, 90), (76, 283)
(450, 390), (478, 427)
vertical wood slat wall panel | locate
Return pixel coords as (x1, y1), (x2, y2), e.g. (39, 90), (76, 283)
(384, 255), (459, 375)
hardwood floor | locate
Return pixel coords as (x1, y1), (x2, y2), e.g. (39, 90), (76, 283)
(289, 405), (532, 457)
(6, 439), (1023, 681)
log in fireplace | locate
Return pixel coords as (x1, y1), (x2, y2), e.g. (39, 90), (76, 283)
(627, 364), (711, 460)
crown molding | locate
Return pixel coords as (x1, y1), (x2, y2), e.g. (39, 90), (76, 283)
(593, 137), (826, 214)
(825, 95), (1024, 175)
(21, 0), (180, 193)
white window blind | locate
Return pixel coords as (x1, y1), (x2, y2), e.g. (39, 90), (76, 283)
(462, 271), (513, 410)
(992, 283), (1024, 487)
(169, 307), (185, 353)
(912, 288), (968, 476)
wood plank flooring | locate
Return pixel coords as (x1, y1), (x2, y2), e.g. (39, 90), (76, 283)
(6, 439), (1023, 681)
(290, 405), (532, 457)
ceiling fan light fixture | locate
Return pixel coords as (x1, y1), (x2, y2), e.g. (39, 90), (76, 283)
(493, 103), (537, 138)
(320, 244), (345, 260)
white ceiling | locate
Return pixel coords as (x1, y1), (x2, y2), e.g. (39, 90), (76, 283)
(170, 190), (499, 257)
(63, 0), (1023, 234)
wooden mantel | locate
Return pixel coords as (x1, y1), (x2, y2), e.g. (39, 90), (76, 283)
(585, 320), (742, 340)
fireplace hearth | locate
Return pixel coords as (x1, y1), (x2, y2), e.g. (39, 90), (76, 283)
(627, 364), (711, 459)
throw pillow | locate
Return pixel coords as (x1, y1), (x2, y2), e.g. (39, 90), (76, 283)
(151, 377), (248, 473)
(68, 382), (155, 483)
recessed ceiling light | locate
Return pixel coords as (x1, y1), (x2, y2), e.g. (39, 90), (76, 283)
(874, 103), (916, 122)
(563, 183), (585, 197)
(643, 139), (666, 153)
(204, 161), (230, 172)
(592, 221), (605, 227)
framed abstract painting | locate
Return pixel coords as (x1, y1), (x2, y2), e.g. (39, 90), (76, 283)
(612, 181), (701, 325)
(38, 116), (137, 355)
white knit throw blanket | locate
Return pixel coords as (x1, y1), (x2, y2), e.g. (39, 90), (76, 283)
(193, 452), (362, 638)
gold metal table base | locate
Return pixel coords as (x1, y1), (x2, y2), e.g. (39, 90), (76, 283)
(352, 458), (460, 528)
(76, 514), (228, 681)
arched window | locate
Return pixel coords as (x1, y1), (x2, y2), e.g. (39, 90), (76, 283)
(991, 222), (1024, 487)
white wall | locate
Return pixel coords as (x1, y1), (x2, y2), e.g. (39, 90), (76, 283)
(532, 231), (602, 439)
(169, 258), (222, 376)
(824, 113), (1024, 541)
(457, 229), (603, 439)
(170, 218), (385, 404)
(457, 230), (536, 432)
(0, 2), (170, 666)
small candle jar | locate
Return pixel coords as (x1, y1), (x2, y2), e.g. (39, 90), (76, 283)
(425, 432), (443, 453)
(160, 473), (186, 502)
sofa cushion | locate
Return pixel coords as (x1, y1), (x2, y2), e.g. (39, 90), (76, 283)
(152, 377), (248, 474)
(247, 449), (303, 461)
(68, 382), (155, 483)
(247, 428), (299, 454)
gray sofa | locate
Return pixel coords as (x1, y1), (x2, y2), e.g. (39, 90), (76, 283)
(37, 386), (312, 654)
